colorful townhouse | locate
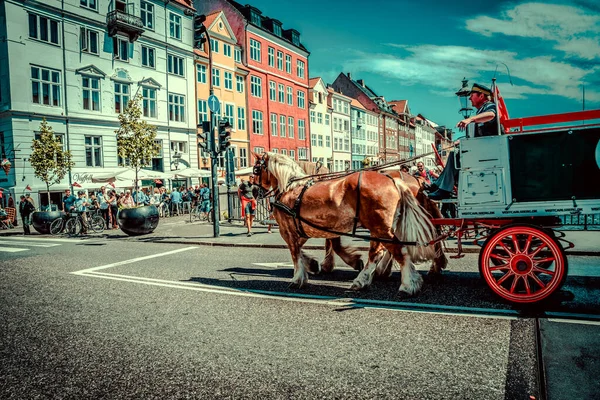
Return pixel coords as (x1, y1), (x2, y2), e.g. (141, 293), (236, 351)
(331, 73), (404, 163)
(194, 11), (250, 173)
(308, 77), (332, 165)
(328, 87), (352, 171)
(0, 0), (197, 208)
(389, 100), (412, 160)
(195, 0), (311, 161)
(350, 99), (379, 169)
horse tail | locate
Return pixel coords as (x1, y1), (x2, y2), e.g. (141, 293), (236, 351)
(393, 182), (436, 263)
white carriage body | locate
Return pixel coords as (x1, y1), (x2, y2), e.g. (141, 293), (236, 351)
(456, 126), (600, 219)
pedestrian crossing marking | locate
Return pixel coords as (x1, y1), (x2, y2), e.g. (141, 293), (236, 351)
(0, 246), (28, 253)
(0, 240), (61, 248)
(1, 236), (88, 243)
(252, 262), (294, 268)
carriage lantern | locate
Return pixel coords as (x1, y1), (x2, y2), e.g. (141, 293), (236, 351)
(455, 77), (473, 119)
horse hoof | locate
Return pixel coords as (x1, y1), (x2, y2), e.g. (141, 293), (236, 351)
(307, 258), (321, 275)
(353, 259), (364, 271)
(289, 281), (305, 289)
(425, 271), (443, 284)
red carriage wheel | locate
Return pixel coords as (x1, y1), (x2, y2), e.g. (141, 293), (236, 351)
(479, 224), (568, 304)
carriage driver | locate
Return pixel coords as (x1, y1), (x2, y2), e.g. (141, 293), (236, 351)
(426, 83), (500, 200)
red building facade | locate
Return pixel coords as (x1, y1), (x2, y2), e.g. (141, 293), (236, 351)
(194, 0), (311, 160)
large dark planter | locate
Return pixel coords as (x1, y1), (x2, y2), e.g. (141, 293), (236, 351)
(31, 211), (65, 234)
(117, 205), (159, 236)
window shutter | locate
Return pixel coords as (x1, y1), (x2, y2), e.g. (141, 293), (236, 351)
(80, 26), (88, 51)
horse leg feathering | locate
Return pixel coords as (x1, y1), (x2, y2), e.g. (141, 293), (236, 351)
(350, 241), (384, 290)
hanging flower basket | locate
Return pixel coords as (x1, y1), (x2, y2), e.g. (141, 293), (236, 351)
(1, 159), (11, 176)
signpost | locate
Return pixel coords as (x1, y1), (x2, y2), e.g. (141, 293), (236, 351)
(207, 95), (220, 237)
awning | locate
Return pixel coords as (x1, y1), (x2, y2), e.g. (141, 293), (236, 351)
(165, 168), (211, 179)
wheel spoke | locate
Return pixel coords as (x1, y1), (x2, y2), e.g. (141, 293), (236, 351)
(522, 234), (533, 253)
(533, 266), (555, 276)
(509, 275), (520, 294)
(522, 275), (531, 295)
(511, 235), (521, 254)
(498, 241), (515, 257)
(529, 272), (546, 289)
(529, 243), (548, 258)
(533, 256), (555, 265)
(489, 265), (510, 272)
(490, 253), (510, 262)
(497, 270), (514, 286)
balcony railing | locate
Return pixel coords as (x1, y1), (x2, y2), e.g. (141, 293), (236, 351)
(107, 10), (144, 42)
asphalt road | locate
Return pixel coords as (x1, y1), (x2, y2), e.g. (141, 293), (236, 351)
(0, 237), (598, 399)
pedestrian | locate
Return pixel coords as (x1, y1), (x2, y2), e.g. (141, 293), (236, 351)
(119, 190), (135, 208)
(98, 186), (111, 229)
(62, 189), (77, 213)
(108, 189), (118, 229)
(426, 83), (501, 200)
(238, 176), (258, 236)
(413, 161), (439, 188)
(199, 183), (211, 220)
(18, 195), (35, 235)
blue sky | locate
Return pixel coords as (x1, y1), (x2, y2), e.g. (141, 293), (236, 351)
(244, 0), (600, 131)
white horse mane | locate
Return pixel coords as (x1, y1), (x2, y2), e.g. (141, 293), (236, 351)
(266, 152), (308, 192)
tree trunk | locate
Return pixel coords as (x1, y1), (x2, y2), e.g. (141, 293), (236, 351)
(46, 182), (51, 211)
(134, 169), (138, 206)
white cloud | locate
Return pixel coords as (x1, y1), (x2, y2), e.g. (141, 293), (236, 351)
(465, 2), (600, 60)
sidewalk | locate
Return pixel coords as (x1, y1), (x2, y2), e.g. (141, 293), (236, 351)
(1, 215), (598, 255)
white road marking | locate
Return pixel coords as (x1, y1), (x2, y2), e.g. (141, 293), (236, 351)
(2, 236), (88, 243)
(546, 318), (600, 326)
(252, 262), (294, 268)
(0, 246), (28, 253)
(0, 240), (61, 248)
(71, 246), (197, 274)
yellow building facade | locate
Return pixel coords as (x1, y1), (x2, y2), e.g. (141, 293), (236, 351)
(195, 11), (250, 174)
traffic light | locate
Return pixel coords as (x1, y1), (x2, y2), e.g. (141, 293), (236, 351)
(193, 14), (207, 49)
(218, 120), (232, 153)
(198, 121), (213, 153)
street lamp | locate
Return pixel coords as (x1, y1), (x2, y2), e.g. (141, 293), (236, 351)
(455, 77), (473, 119)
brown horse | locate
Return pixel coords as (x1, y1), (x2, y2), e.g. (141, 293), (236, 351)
(253, 152), (437, 294)
(320, 169), (448, 280)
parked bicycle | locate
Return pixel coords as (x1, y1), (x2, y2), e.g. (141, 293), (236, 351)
(189, 203), (212, 223)
(50, 209), (105, 235)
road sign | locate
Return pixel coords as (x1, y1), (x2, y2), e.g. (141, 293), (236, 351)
(208, 95), (220, 113)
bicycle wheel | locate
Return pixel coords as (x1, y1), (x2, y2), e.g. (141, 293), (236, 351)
(65, 218), (81, 235)
(90, 215), (105, 233)
(49, 218), (64, 235)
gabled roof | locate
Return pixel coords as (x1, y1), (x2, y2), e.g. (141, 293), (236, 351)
(327, 87), (353, 101)
(389, 100), (407, 114)
(204, 11), (221, 29)
(173, 0), (195, 11)
(75, 65), (106, 78)
(308, 77), (321, 87)
(350, 98), (366, 111)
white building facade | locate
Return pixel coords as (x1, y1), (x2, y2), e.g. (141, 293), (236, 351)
(350, 99), (379, 169)
(328, 88), (351, 172)
(0, 0), (197, 208)
(308, 77), (331, 165)
(414, 117), (437, 168)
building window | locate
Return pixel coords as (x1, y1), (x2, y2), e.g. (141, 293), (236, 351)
(225, 103), (234, 126)
(239, 147), (248, 168)
(271, 148), (278, 154)
(310, 111), (316, 123)
(142, 87), (157, 118)
(212, 68), (220, 87)
(280, 115), (286, 137)
(287, 86), (293, 105)
(197, 64), (206, 83)
(141, 1), (154, 29)
(285, 54), (291, 73)
(326, 135), (330, 147)
(168, 93), (185, 122)
(298, 119), (306, 140)
(270, 113), (278, 136)
(269, 81), (276, 101)
(85, 136), (102, 167)
(234, 48), (241, 63)
(298, 148), (307, 160)
(113, 37), (129, 61)
(170, 141), (188, 155)
(297, 90), (305, 109)
(167, 54), (184, 76)
(152, 139), (163, 171)
(224, 71), (233, 90)
(249, 39), (261, 62)
(278, 84), (285, 103)
(198, 99), (208, 122)
(317, 112), (323, 124)
(169, 13), (181, 39)
(210, 38), (219, 53)
(114, 82), (129, 113)
(141, 46), (155, 68)
(31, 66), (61, 106)
(297, 60), (305, 78)
(28, 13), (59, 45)
(325, 114), (330, 126)
(80, 27), (99, 54)
(268, 47), (274, 67)
(311, 134), (317, 146)
(318, 135), (323, 147)
(250, 76), (262, 98)
(236, 75), (244, 92)
(288, 117), (294, 138)
(290, 149), (295, 160)
(223, 43), (231, 57)
(252, 110), (263, 134)
(237, 107), (246, 131)
(254, 146), (265, 154)
(82, 76), (100, 111)
(277, 51), (283, 70)
(80, 0), (98, 10)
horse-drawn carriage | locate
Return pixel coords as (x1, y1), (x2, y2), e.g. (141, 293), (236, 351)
(252, 107), (600, 306)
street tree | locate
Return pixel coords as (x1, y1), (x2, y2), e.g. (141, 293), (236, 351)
(30, 118), (75, 209)
(115, 94), (160, 205)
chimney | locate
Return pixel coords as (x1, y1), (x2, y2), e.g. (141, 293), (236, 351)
(357, 79), (365, 87)
(347, 72), (351, 79)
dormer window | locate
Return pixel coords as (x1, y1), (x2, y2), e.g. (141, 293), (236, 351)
(291, 31), (299, 46)
(273, 24), (281, 36)
(250, 10), (262, 26)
